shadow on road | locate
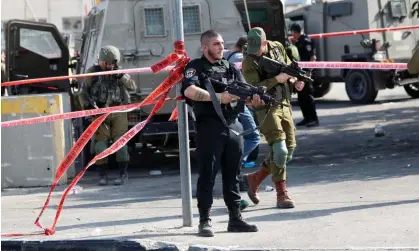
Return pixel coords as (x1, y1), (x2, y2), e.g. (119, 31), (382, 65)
(244, 199), (419, 222)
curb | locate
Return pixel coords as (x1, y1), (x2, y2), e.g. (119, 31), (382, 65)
(2, 239), (419, 251)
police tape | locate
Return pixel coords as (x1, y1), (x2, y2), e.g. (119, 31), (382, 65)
(0, 61), (408, 89)
(35, 90), (171, 236)
(290, 61), (408, 70)
(0, 61), (408, 128)
(289, 25), (419, 40)
(1, 96), (183, 128)
(234, 61), (408, 70)
(1, 40), (190, 237)
(0, 63), (177, 87)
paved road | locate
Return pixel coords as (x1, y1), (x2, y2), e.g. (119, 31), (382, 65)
(2, 84), (419, 249)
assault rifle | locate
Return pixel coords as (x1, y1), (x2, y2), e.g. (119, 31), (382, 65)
(206, 77), (278, 105)
(256, 55), (314, 83)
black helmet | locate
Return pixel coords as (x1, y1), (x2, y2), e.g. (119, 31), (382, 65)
(289, 23), (302, 33)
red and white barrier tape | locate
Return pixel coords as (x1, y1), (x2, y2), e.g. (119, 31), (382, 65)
(289, 25), (419, 40)
(1, 64), (176, 87)
(1, 61), (408, 89)
(1, 40), (190, 237)
(290, 61), (407, 70)
(0, 61), (408, 128)
(1, 97), (182, 128)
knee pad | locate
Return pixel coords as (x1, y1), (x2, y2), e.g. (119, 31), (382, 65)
(272, 140), (288, 168)
(94, 141), (108, 155)
(115, 145), (130, 162)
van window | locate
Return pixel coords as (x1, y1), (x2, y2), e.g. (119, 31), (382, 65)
(144, 8), (165, 36)
(183, 5), (201, 34)
(241, 9), (268, 25)
(19, 28), (62, 58)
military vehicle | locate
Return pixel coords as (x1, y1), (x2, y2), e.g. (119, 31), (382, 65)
(3, 0), (290, 167)
(285, 0), (419, 103)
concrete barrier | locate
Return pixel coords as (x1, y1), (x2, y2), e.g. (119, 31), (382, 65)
(1, 93), (75, 189)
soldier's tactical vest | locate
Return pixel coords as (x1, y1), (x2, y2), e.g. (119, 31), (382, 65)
(252, 42), (293, 103)
(191, 58), (244, 119)
(271, 42), (293, 102)
(90, 65), (124, 107)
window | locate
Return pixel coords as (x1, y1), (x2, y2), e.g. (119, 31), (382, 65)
(241, 9), (268, 24)
(19, 28), (61, 59)
(144, 8), (165, 36)
(389, 0), (407, 18)
(62, 17), (83, 32)
(183, 5), (201, 34)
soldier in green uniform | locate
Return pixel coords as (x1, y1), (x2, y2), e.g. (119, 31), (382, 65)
(241, 27), (305, 209)
(81, 45), (137, 186)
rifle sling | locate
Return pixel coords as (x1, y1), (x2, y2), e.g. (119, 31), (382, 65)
(203, 78), (240, 136)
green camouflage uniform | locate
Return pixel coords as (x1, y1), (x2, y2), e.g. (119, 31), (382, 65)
(242, 27), (296, 209)
(81, 45), (137, 185)
(242, 40), (296, 182)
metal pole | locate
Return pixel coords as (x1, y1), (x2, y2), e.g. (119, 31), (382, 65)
(243, 0), (252, 30)
(24, 0), (38, 21)
(173, 0), (193, 227)
(81, 0), (85, 32)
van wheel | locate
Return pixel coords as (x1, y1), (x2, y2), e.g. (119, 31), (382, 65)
(404, 83), (419, 98)
(345, 70), (378, 104)
(313, 81), (332, 98)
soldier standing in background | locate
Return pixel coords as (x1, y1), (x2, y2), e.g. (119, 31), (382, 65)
(290, 23), (319, 127)
(81, 45), (137, 186)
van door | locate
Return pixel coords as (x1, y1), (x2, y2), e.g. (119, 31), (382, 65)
(5, 20), (70, 95)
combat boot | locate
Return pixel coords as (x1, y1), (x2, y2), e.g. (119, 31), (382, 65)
(114, 163), (128, 185)
(227, 206), (258, 233)
(243, 167), (270, 204)
(274, 180), (295, 208)
(98, 165), (108, 186)
(198, 208), (214, 237)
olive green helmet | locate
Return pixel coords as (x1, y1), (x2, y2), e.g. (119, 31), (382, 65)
(98, 45), (121, 64)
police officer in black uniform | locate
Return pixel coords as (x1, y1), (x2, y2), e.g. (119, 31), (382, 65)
(290, 23), (319, 127)
(181, 30), (259, 237)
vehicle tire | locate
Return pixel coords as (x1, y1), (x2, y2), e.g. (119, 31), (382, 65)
(345, 70), (378, 104)
(313, 81), (333, 98)
(404, 83), (419, 98)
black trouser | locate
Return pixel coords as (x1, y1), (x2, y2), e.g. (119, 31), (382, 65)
(297, 81), (318, 121)
(195, 115), (243, 211)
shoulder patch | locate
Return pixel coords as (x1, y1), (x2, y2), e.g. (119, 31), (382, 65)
(185, 68), (196, 79)
(306, 44), (312, 52)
